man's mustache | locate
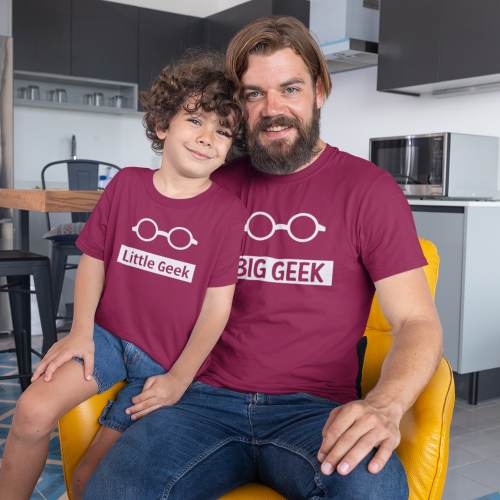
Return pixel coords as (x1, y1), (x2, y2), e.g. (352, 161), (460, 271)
(252, 115), (302, 134)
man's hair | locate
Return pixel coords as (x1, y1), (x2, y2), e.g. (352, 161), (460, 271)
(141, 51), (243, 153)
(225, 16), (332, 97)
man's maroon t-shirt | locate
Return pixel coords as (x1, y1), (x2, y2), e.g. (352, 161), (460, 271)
(200, 145), (426, 403)
(76, 167), (247, 371)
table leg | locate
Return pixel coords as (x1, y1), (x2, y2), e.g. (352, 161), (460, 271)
(13, 209), (30, 251)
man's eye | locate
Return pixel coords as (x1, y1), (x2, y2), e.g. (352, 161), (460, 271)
(245, 91), (262, 101)
(188, 117), (201, 125)
(285, 87), (299, 94)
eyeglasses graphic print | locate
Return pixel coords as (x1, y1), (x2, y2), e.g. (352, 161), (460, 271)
(131, 218), (198, 251)
(244, 212), (326, 243)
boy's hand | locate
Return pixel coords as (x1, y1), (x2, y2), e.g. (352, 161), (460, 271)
(31, 330), (95, 382)
(126, 373), (190, 420)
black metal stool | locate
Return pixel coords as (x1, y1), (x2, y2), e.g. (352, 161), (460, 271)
(0, 250), (58, 391)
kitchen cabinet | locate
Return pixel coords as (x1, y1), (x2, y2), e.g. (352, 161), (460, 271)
(206, 0), (309, 52)
(13, 0), (71, 75)
(438, 0), (500, 82)
(377, 0), (439, 93)
(71, 0), (139, 83)
(378, 0), (500, 94)
(138, 9), (204, 92)
(411, 203), (500, 375)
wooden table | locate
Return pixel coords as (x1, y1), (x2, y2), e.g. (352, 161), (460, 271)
(0, 189), (101, 250)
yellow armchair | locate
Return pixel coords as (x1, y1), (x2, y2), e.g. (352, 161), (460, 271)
(59, 239), (454, 500)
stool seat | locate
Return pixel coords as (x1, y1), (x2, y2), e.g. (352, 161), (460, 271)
(0, 250), (49, 261)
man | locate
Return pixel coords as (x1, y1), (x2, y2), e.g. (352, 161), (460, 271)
(85, 16), (442, 499)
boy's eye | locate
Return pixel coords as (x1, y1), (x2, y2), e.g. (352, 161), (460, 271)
(217, 129), (233, 138)
(188, 117), (201, 125)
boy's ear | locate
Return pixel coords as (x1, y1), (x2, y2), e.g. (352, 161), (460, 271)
(156, 127), (167, 140)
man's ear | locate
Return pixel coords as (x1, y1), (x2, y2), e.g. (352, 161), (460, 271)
(315, 79), (326, 109)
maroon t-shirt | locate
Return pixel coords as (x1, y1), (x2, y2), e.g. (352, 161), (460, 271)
(76, 167), (247, 371)
(200, 145), (426, 403)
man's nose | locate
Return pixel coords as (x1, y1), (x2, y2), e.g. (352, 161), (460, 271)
(263, 91), (285, 116)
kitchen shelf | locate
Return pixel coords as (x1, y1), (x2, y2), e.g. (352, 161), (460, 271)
(14, 70), (139, 115)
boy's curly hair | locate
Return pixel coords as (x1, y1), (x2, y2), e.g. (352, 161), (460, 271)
(141, 51), (243, 154)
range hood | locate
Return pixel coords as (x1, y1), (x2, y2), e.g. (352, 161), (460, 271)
(309, 0), (379, 73)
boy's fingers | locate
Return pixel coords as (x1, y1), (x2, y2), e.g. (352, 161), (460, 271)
(126, 396), (156, 415)
(143, 377), (156, 391)
(82, 353), (94, 381)
(43, 354), (71, 381)
(130, 404), (162, 420)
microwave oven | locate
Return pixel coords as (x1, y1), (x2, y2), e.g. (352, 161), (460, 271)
(369, 133), (499, 198)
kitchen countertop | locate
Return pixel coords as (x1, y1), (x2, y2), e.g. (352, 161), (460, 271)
(408, 198), (500, 207)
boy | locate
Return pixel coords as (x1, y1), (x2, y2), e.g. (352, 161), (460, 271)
(0, 52), (247, 499)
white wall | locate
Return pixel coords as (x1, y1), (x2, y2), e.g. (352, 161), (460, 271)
(14, 106), (158, 187)
(103, 0), (248, 17)
(321, 66), (500, 192)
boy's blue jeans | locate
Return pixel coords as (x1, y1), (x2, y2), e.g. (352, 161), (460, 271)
(84, 381), (408, 499)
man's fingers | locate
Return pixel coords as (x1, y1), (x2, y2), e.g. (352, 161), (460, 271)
(368, 442), (396, 474)
(328, 430), (382, 476)
(318, 406), (358, 460)
(318, 418), (377, 473)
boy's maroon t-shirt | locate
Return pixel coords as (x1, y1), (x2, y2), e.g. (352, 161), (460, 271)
(76, 167), (247, 371)
(200, 145), (426, 403)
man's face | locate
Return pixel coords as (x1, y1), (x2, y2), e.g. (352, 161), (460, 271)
(241, 47), (324, 174)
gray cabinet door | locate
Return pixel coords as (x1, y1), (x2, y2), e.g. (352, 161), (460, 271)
(377, 0), (440, 91)
(412, 207), (464, 370)
(13, 0), (71, 75)
(71, 0), (139, 83)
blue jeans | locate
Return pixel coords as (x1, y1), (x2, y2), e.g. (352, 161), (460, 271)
(84, 382), (408, 500)
(77, 324), (166, 432)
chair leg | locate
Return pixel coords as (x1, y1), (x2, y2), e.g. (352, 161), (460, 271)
(50, 243), (67, 315)
(6, 275), (32, 391)
(33, 265), (58, 354)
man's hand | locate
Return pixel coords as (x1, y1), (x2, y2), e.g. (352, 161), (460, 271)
(126, 373), (190, 420)
(317, 398), (403, 476)
(31, 330), (95, 382)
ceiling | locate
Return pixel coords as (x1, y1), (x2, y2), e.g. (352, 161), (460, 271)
(103, 0), (250, 18)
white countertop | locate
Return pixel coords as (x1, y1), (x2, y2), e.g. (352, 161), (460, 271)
(408, 198), (500, 207)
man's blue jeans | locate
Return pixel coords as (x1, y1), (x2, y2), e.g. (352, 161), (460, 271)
(84, 381), (408, 499)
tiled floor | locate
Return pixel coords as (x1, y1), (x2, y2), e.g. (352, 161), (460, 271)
(1, 334), (500, 499)
(444, 397), (500, 499)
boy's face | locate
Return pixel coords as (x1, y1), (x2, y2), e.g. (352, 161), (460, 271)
(157, 103), (234, 179)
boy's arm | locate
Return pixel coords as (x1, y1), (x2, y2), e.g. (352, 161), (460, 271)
(169, 284), (235, 386)
(126, 284), (235, 419)
(31, 254), (105, 382)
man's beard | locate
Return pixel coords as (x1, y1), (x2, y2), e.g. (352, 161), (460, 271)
(246, 105), (321, 175)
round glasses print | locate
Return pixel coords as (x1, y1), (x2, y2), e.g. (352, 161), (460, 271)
(244, 211), (326, 243)
(132, 218), (198, 251)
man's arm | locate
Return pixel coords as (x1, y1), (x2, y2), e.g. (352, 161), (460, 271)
(317, 266), (443, 476)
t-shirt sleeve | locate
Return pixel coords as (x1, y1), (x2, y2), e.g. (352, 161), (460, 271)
(358, 172), (427, 282)
(208, 201), (247, 287)
(75, 172), (121, 260)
